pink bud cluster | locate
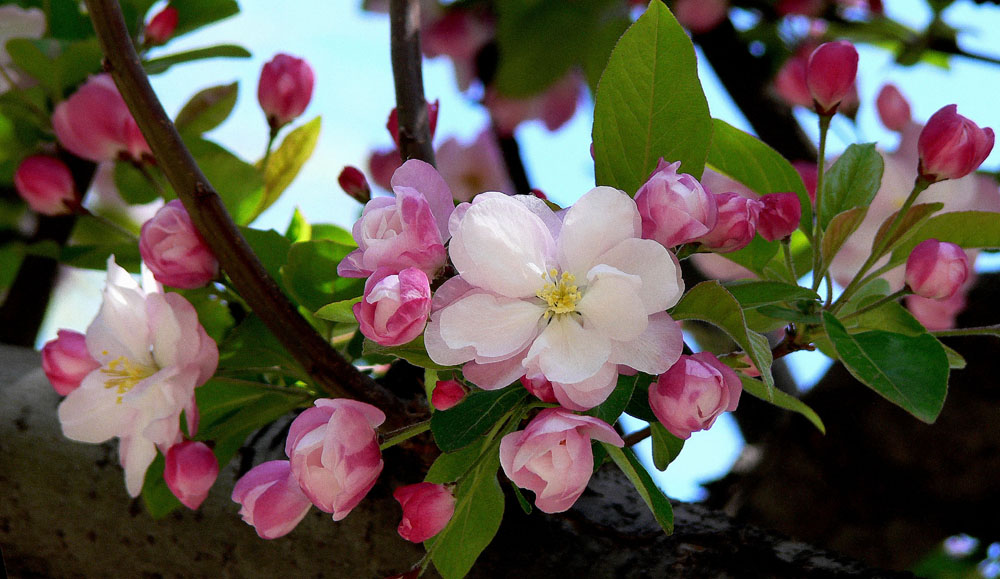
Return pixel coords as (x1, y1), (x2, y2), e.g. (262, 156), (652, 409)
(145, 6), (178, 46)
(649, 352), (743, 440)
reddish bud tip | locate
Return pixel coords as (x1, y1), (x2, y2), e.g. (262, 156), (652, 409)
(917, 105), (994, 183)
(145, 6), (179, 45)
(806, 40), (859, 116)
(338, 166), (371, 204)
(387, 100), (439, 148)
(876, 84), (911, 132)
(257, 53), (315, 129)
(14, 155), (79, 216)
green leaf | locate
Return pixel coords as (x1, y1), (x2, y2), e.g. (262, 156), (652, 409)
(819, 143), (884, 230)
(942, 343), (966, 370)
(871, 202), (943, 257)
(281, 239), (359, 311)
(724, 280), (820, 308)
(431, 387), (528, 452)
(427, 449), (504, 579)
(716, 235), (780, 278)
(588, 373), (637, 426)
(362, 335), (452, 371)
(314, 297), (362, 324)
(167, 0), (240, 38)
(217, 315), (304, 380)
(310, 223), (356, 245)
(114, 161), (169, 205)
(819, 207), (868, 276)
(54, 38), (104, 91)
(186, 137), (263, 225)
(739, 375), (825, 434)
(172, 286), (236, 344)
(602, 444), (673, 534)
(822, 312), (948, 423)
(425, 437), (487, 484)
(649, 422), (684, 471)
(144, 44), (250, 75)
(624, 372), (658, 422)
(5, 39), (57, 95)
(592, 0), (712, 193)
(887, 210), (1000, 270)
(850, 300), (926, 337)
(580, 15), (631, 93)
(259, 116), (321, 215)
(670, 281), (775, 393)
(141, 454), (181, 519)
(175, 82), (239, 135)
(707, 118), (811, 230)
(239, 227), (291, 282)
(284, 207), (312, 242)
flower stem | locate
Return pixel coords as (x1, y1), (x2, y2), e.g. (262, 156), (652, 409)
(839, 288), (910, 321)
(624, 425), (651, 447)
(379, 419), (431, 451)
(811, 114), (832, 292)
(81, 209), (139, 242)
(782, 238), (798, 283)
(930, 325), (1000, 338)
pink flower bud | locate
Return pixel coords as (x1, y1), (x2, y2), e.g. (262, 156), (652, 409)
(13, 155), (78, 216)
(635, 159), (718, 248)
(906, 290), (967, 331)
(673, 0), (729, 34)
(905, 239), (969, 300)
(792, 161), (818, 204)
(649, 352), (742, 440)
(41, 329), (100, 396)
(338, 166), (371, 204)
(145, 6), (178, 45)
(164, 441), (219, 510)
(776, 0), (825, 16)
(499, 408), (624, 513)
(52, 74), (151, 163)
(876, 84), (911, 132)
(387, 100), (439, 148)
(519, 372), (557, 404)
(756, 192), (802, 241)
(354, 267), (432, 347)
(139, 200), (218, 289)
(257, 53), (315, 129)
(431, 379), (466, 410)
(917, 105), (994, 183)
(285, 399), (385, 521)
(698, 193), (763, 253)
(368, 147), (403, 191)
(393, 482), (456, 543)
(232, 460), (313, 539)
(806, 41), (859, 115)
(773, 55), (812, 109)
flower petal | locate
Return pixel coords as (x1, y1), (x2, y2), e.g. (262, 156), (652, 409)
(525, 314), (610, 384)
(391, 159), (455, 238)
(557, 187), (640, 279)
(610, 312), (684, 375)
(550, 362), (618, 411)
(595, 238), (684, 312)
(577, 267), (646, 342)
(439, 293), (545, 359)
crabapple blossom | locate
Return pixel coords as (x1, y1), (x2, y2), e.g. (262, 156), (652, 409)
(917, 105), (994, 183)
(806, 41), (859, 115)
(139, 200), (219, 289)
(499, 408), (624, 513)
(52, 74), (151, 163)
(57, 257), (218, 497)
(164, 441), (219, 510)
(393, 482), (456, 543)
(14, 155), (78, 216)
(648, 352), (742, 440)
(520, 372), (557, 404)
(431, 380), (466, 410)
(436, 129), (515, 202)
(905, 239), (969, 300)
(257, 54), (315, 129)
(906, 287), (969, 331)
(145, 6), (178, 45)
(354, 267), (432, 347)
(41, 330), (100, 396)
(425, 187), (684, 410)
(421, 6), (493, 91)
(484, 72), (582, 136)
(876, 84), (911, 132)
(698, 193), (763, 253)
(756, 192), (802, 241)
(285, 399), (385, 521)
(635, 159), (717, 248)
(232, 460), (313, 539)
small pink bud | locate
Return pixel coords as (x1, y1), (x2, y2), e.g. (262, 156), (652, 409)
(338, 166), (371, 204)
(431, 380), (465, 410)
(773, 54), (812, 109)
(14, 155), (78, 216)
(257, 54), (315, 129)
(529, 188), (547, 200)
(164, 441), (219, 510)
(354, 267), (432, 347)
(697, 193), (763, 253)
(876, 84), (911, 132)
(673, 0), (729, 34)
(368, 147), (403, 191)
(52, 74), (151, 163)
(917, 105), (994, 183)
(41, 329), (100, 396)
(145, 6), (178, 45)
(139, 200), (219, 289)
(635, 159), (718, 248)
(519, 373), (557, 404)
(792, 161), (818, 204)
(649, 352), (742, 440)
(905, 239), (969, 300)
(906, 290), (967, 331)
(756, 192), (802, 241)
(387, 100), (439, 148)
(806, 41), (859, 115)
(232, 460), (313, 539)
(393, 482), (456, 543)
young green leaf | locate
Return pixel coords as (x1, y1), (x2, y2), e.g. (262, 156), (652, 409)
(186, 137), (264, 225)
(739, 375), (825, 434)
(602, 444), (673, 534)
(425, 437), (487, 484)
(819, 207), (868, 276)
(143, 45), (251, 75)
(649, 422), (685, 471)
(259, 116), (321, 215)
(315, 297), (363, 324)
(724, 281), (820, 309)
(431, 388), (528, 452)
(175, 82), (239, 135)
(281, 239), (357, 311)
(870, 202), (944, 261)
(819, 143), (884, 230)
(887, 211), (1000, 270)
(587, 373), (637, 426)
(362, 336), (454, 371)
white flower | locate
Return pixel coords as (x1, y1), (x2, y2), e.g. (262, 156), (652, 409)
(426, 187), (684, 410)
(58, 257), (218, 496)
(0, 6), (46, 94)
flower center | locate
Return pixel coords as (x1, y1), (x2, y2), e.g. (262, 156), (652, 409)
(100, 356), (156, 404)
(537, 269), (582, 319)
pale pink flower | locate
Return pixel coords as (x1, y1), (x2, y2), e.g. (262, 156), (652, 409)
(257, 54), (315, 129)
(425, 188), (684, 410)
(354, 267), (432, 347)
(673, 0), (729, 33)
(41, 329), (100, 396)
(164, 440), (219, 510)
(436, 129), (514, 202)
(906, 285), (969, 331)
(649, 352), (742, 440)
(339, 160), (455, 278)
(57, 257), (218, 497)
(422, 7), (494, 91)
(905, 239), (969, 300)
(917, 105), (994, 183)
(635, 159), (717, 248)
(431, 380), (466, 410)
(232, 460), (313, 539)
(485, 72), (583, 136)
(285, 399), (386, 521)
(52, 74), (151, 163)
(0, 5), (46, 93)
(698, 192), (763, 253)
(393, 482), (456, 542)
(14, 155), (79, 216)
(140, 200), (219, 289)
(499, 408), (623, 513)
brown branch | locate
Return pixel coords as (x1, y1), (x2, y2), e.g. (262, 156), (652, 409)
(83, 0), (408, 423)
(494, 127), (532, 195)
(390, 0), (436, 165)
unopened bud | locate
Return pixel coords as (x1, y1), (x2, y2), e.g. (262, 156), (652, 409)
(14, 155), (79, 216)
(338, 166), (371, 204)
(145, 6), (178, 46)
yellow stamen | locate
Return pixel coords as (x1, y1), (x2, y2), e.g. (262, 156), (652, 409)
(536, 269), (582, 319)
(101, 356), (156, 403)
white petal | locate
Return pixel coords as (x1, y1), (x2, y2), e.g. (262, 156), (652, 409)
(550, 362), (619, 411)
(57, 373), (128, 443)
(525, 315), (610, 384)
(558, 187), (640, 278)
(439, 293), (545, 359)
(577, 269), (647, 342)
(610, 312), (684, 375)
(424, 313), (476, 366)
(513, 194), (562, 239)
(462, 351), (528, 390)
(596, 238), (684, 312)
(120, 434), (158, 497)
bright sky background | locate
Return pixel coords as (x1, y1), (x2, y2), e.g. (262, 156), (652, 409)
(39, 0), (1000, 501)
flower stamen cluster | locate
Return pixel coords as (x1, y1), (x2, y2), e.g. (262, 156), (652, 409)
(100, 356), (157, 403)
(536, 269), (582, 319)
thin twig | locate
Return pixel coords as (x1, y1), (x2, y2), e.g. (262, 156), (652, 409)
(494, 126), (532, 195)
(390, 0), (435, 165)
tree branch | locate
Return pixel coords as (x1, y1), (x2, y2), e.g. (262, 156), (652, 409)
(83, 0), (409, 424)
(390, 0), (435, 165)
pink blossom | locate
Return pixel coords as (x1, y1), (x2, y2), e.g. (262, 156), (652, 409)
(41, 329), (100, 396)
(14, 155), (78, 216)
(354, 267), (432, 347)
(876, 84), (911, 132)
(436, 129), (514, 202)
(756, 192), (802, 241)
(774, 53), (812, 109)
(499, 408), (624, 513)
(635, 159), (717, 248)
(698, 193), (763, 253)
(673, 0), (729, 34)
(906, 288), (968, 331)
(164, 440), (219, 510)
(139, 200), (218, 289)
(338, 165), (371, 204)
(431, 380), (466, 410)
(422, 7), (494, 91)
(520, 372), (557, 404)
(792, 161), (818, 204)
(285, 399), (385, 521)
(52, 74), (151, 163)
(649, 352), (742, 440)
(232, 460), (313, 539)
(339, 159), (455, 278)
(387, 100), (439, 148)
(917, 105), (994, 183)
(368, 148), (403, 191)
(257, 54), (315, 129)
(145, 6), (178, 45)
(485, 72), (582, 136)
(806, 41), (859, 115)
(393, 482), (456, 542)
(905, 239), (969, 300)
